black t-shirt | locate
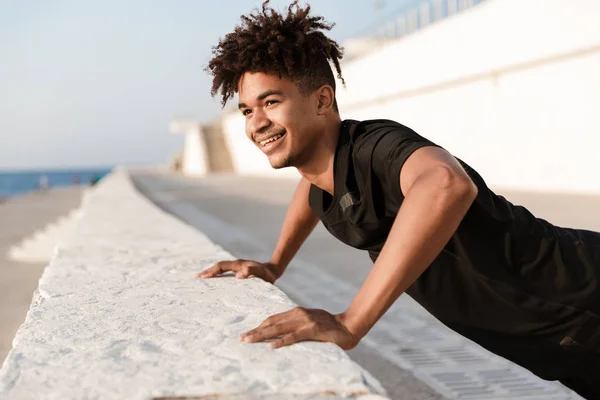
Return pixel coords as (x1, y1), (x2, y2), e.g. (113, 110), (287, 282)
(308, 119), (600, 380)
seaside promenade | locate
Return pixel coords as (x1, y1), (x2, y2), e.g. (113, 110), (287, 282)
(1, 0), (598, 397)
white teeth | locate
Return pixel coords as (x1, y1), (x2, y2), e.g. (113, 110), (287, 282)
(260, 133), (283, 146)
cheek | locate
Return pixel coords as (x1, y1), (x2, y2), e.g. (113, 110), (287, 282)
(291, 115), (314, 140)
(271, 103), (313, 143)
(278, 112), (302, 133)
(270, 107), (289, 129)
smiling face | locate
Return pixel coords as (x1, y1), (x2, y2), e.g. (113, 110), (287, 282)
(238, 72), (328, 169)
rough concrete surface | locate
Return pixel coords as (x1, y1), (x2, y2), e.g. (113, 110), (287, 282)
(0, 171), (388, 400)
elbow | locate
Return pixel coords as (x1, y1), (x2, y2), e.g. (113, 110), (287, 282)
(433, 166), (478, 206)
(457, 174), (478, 205)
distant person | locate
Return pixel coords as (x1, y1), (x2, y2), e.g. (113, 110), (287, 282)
(198, 2), (599, 398)
(38, 174), (48, 191)
(72, 174), (80, 186)
(89, 176), (101, 186)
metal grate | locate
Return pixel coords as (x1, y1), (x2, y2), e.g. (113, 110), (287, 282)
(437, 346), (490, 365)
(394, 347), (447, 368)
(418, 367), (578, 399)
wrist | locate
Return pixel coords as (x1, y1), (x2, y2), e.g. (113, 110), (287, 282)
(266, 260), (287, 279)
(335, 311), (367, 342)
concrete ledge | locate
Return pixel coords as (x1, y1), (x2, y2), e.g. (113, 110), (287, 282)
(0, 171), (388, 400)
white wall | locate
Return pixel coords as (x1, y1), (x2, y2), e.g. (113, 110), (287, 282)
(182, 130), (209, 176)
(337, 0), (600, 193)
(219, 0), (600, 193)
(170, 121), (209, 177)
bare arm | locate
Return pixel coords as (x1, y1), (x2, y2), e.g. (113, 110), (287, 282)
(268, 177), (320, 278)
(240, 147), (478, 350)
(198, 177), (319, 282)
(339, 147), (478, 340)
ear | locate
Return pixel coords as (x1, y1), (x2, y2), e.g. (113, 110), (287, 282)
(316, 85), (335, 115)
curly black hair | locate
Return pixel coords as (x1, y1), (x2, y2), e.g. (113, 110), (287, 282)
(206, 0), (345, 112)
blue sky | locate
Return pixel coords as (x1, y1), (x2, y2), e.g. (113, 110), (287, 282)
(0, 0), (414, 170)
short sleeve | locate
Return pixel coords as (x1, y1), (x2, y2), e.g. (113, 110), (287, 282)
(364, 122), (441, 204)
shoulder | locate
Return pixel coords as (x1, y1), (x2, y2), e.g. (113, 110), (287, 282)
(346, 118), (417, 140)
(345, 118), (438, 161)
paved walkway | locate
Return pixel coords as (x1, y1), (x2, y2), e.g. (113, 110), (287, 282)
(0, 187), (84, 364)
(132, 170), (599, 400)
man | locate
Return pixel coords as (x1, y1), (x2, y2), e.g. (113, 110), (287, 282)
(198, 1), (600, 398)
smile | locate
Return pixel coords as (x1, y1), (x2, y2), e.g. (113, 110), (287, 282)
(259, 132), (285, 147)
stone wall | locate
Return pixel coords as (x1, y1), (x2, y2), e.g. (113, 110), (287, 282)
(0, 170), (387, 400)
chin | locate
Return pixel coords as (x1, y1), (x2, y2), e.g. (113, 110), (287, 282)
(269, 155), (293, 169)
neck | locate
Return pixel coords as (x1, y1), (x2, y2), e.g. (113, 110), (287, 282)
(296, 118), (342, 196)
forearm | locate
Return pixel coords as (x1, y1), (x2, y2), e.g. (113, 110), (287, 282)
(269, 177), (320, 277)
(340, 167), (477, 339)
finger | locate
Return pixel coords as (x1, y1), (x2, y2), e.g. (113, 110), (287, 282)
(197, 260), (242, 278)
(241, 320), (299, 343)
(240, 309), (297, 338)
(269, 328), (313, 349)
(196, 263), (227, 278)
(196, 265), (221, 278)
(240, 320), (278, 339)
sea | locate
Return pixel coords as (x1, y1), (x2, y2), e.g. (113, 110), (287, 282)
(0, 168), (113, 198)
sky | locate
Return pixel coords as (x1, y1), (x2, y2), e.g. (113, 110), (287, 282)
(0, 0), (415, 170)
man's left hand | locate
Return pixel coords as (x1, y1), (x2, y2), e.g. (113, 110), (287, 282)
(239, 307), (359, 350)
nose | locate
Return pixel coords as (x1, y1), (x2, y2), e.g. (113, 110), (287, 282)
(248, 109), (271, 140)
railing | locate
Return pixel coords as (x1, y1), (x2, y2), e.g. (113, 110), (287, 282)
(363, 0), (488, 41)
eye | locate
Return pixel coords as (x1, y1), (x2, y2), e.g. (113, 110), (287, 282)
(242, 109), (252, 116)
(265, 99), (278, 107)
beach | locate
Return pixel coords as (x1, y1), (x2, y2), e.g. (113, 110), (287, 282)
(0, 187), (84, 364)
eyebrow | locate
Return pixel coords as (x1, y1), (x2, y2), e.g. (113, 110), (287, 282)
(238, 90), (284, 109)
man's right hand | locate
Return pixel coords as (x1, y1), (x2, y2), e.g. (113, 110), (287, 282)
(196, 259), (282, 284)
